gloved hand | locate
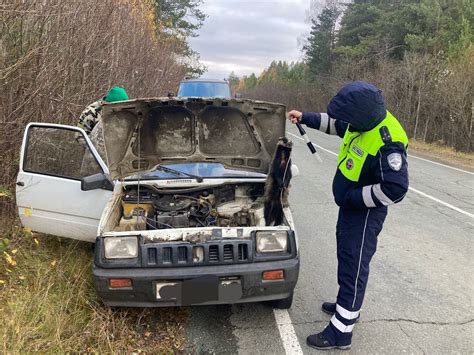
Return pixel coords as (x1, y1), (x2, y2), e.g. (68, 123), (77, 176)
(288, 110), (302, 124)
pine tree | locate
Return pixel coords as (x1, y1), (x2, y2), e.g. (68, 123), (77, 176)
(303, 5), (341, 78)
(228, 71), (240, 88)
(155, 0), (206, 38)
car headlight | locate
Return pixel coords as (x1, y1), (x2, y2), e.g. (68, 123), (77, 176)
(256, 231), (288, 253)
(104, 236), (138, 259)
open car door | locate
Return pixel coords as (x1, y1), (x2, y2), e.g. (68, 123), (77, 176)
(16, 123), (113, 242)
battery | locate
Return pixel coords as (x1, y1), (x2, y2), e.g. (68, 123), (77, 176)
(122, 190), (154, 218)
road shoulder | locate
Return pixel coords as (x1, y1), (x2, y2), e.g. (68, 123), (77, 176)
(409, 140), (474, 172)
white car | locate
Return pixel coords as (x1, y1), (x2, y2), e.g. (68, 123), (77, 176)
(16, 97), (299, 308)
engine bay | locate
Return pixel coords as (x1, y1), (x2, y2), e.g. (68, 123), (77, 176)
(114, 183), (267, 232)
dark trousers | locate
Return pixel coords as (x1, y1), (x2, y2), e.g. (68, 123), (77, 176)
(323, 206), (387, 345)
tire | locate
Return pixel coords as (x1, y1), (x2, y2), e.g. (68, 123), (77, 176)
(270, 292), (293, 309)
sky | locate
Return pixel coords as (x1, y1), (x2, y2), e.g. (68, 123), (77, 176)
(189, 0), (312, 79)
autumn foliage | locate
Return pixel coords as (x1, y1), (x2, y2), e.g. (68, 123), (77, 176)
(234, 0), (473, 153)
(0, 0), (190, 205)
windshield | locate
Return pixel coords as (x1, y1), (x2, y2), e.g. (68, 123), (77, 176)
(126, 162), (266, 181)
(177, 81), (231, 98)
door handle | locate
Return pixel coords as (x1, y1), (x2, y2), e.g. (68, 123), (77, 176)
(17, 181), (24, 186)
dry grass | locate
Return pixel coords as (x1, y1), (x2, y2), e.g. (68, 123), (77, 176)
(409, 139), (474, 170)
(0, 222), (189, 353)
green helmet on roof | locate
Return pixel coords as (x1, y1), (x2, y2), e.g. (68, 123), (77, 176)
(104, 86), (129, 102)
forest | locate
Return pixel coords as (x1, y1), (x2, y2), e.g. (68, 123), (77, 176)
(231, 0), (473, 153)
(0, 0), (205, 213)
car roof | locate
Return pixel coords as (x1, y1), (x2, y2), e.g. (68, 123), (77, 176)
(180, 78), (228, 84)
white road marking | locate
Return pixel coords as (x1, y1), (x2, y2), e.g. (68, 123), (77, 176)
(408, 187), (474, 218)
(288, 132), (337, 157)
(273, 309), (304, 355)
(287, 132), (304, 141)
(287, 131), (474, 219)
(407, 154), (474, 175)
(288, 131), (474, 175)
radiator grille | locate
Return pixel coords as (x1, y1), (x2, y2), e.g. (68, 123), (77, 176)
(209, 245), (219, 262)
(223, 244), (234, 261)
(238, 243), (248, 261)
(177, 246), (188, 263)
(143, 241), (252, 267)
(163, 247), (172, 264)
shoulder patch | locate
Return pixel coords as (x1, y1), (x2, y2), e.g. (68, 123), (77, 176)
(387, 153), (402, 171)
(379, 126), (392, 143)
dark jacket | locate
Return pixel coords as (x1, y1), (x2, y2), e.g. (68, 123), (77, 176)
(300, 81), (409, 210)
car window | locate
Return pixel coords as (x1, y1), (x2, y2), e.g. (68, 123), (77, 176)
(24, 126), (103, 179)
(177, 82), (231, 98)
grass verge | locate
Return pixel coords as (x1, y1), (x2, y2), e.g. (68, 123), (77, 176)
(0, 221), (188, 353)
(409, 139), (474, 170)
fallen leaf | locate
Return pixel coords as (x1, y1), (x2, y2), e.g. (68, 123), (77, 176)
(144, 331), (151, 337)
(34, 238), (39, 245)
(11, 249), (18, 254)
(0, 280), (5, 285)
(4, 252), (17, 266)
(50, 260), (57, 267)
(19, 276), (26, 280)
(23, 208), (32, 217)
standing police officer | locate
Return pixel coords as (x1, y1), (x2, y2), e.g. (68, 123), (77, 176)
(288, 81), (409, 350)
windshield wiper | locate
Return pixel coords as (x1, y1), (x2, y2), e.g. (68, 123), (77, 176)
(156, 165), (203, 183)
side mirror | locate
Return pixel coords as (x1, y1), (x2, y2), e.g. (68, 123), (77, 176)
(234, 92), (242, 98)
(81, 173), (114, 191)
(167, 92), (174, 98)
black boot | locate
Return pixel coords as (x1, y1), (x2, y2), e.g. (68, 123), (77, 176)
(321, 302), (336, 315)
(321, 302), (361, 322)
(306, 332), (351, 350)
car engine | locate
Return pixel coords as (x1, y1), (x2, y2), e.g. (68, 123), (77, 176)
(116, 184), (266, 231)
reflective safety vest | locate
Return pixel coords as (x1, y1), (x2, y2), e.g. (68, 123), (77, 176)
(337, 111), (408, 182)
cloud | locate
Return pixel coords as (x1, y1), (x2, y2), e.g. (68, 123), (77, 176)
(189, 0), (310, 79)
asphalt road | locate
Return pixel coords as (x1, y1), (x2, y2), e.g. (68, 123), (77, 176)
(184, 124), (474, 354)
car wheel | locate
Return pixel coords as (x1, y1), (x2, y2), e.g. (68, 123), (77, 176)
(270, 292), (293, 309)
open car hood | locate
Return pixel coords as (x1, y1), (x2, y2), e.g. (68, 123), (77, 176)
(101, 98), (286, 180)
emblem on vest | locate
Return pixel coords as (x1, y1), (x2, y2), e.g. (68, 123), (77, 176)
(351, 145), (364, 157)
(346, 158), (354, 170)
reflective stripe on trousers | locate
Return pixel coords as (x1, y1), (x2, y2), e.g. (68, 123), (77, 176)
(323, 206), (387, 345)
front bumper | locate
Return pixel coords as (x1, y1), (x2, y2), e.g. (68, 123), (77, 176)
(92, 257), (299, 307)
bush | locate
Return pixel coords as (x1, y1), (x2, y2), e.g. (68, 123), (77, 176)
(240, 50), (473, 152)
(0, 0), (189, 209)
